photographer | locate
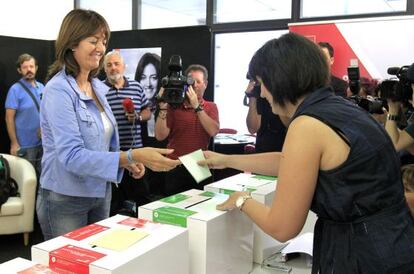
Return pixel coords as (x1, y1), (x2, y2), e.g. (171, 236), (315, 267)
(383, 67), (414, 216)
(385, 88), (414, 150)
(155, 64), (219, 195)
(384, 64), (414, 152)
(245, 78), (288, 152)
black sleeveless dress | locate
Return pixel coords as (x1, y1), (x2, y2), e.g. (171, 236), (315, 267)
(290, 88), (414, 274)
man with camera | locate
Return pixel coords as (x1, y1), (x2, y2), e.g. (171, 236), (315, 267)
(383, 64), (414, 215)
(383, 64), (414, 152)
(244, 77), (288, 152)
(155, 64), (219, 195)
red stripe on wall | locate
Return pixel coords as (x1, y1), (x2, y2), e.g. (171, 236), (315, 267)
(289, 23), (372, 80)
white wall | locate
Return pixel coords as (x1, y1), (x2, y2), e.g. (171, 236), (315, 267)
(0, 0), (73, 40)
(214, 30), (288, 134)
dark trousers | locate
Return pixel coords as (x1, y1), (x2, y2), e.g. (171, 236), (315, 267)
(142, 136), (168, 200)
(110, 170), (151, 216)
(144, 168), (167, 200)
(164, 165), (213, 196)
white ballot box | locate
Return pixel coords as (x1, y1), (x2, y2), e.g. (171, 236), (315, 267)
(31, 215), (189, 274)
(138, 189), (253, 274)
(0, 257), (55, 273)
(204, 173), (317, 264)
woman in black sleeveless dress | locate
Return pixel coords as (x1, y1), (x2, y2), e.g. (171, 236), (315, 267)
(200, 33), (414, 273)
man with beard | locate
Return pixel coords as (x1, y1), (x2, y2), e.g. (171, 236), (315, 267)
(5, 53), (44, 177)
(103, 50), (151, 214)
(155, 64), (220, 195)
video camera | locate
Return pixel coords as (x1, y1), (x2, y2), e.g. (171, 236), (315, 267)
(347, 66), (386, 114)
(159, 55), (194, 107)
(379, 64), (414, 103)
(347, 66), (360, 95)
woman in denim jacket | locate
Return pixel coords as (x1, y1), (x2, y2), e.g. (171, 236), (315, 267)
(36, 10), (179, 240)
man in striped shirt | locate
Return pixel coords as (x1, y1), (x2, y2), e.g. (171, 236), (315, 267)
(104, 51), (151, 214)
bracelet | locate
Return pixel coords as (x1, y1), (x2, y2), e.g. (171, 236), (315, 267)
(126, 148), (135, 164)
(387, 114), (400, 121)
(159, 108), (168, 111)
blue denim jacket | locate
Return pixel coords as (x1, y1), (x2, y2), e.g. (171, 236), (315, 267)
(40, 69), (123, 198)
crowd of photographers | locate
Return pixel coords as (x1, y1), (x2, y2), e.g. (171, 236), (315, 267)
(338, 59), (414, 212)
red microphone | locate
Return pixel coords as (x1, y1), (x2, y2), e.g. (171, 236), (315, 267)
(122, 98), (135, 114)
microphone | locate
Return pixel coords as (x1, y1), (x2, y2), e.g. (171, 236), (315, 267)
(387, 67), (400, 75)
(122, 98), (135, 114)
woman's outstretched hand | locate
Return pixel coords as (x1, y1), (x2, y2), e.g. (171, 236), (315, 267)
(133, 147), (180, 172)
(197, 150), (229, 169)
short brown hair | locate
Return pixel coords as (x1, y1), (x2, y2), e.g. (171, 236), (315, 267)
(185, 64), (208, 82)
(318, 42), (334, 58)
(46, 9), (110, 81)
(16, 53), (36, 69)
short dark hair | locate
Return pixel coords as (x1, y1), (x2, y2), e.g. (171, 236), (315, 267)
(318, 42), (334, 58)
(134, 52), (161, 82)
(16, 53), (36, 68)
(185, 64), (208, 82)
(248, 32), (330, 107)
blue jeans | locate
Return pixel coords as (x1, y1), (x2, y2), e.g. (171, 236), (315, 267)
(36, 183), (111, 240)
(20, 145), (42, 179)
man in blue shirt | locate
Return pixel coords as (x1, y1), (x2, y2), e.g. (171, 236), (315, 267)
(5, 53), (44, 177)
(104, 51), (151, 214)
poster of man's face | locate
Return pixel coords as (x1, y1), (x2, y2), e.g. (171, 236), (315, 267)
(118, 47), (162, 100)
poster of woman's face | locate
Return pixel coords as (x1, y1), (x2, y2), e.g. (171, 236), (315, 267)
(118, 47), (162, 100)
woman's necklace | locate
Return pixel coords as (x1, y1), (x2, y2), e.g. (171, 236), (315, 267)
(77, 81), (92, 97)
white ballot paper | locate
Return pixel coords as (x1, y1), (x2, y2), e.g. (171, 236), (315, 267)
(281, 232), (313, 257)
(178, 149), (212, 183)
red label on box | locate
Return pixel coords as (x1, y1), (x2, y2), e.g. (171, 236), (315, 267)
(64, 223), (109, 241)
(118, 217), (149, 228)
(49, 245), (106, 274)
(118, 217), (161, 231)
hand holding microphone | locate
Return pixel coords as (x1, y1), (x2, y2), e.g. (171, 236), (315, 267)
(123, 98), (138, 123)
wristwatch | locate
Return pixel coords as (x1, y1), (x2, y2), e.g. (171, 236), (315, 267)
(235, 194), (252, 211)
(194, 104), (204, 113)
(387, 114), (400, 121)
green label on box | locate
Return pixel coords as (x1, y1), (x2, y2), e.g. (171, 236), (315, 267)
(219, 188), (257, 194)
(251, 175), (277, 181)
(200, 191), (216, 197)
(153, 206), (197, 228)
(160, 194), (190, 204)
(219, 188), (235, 195)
